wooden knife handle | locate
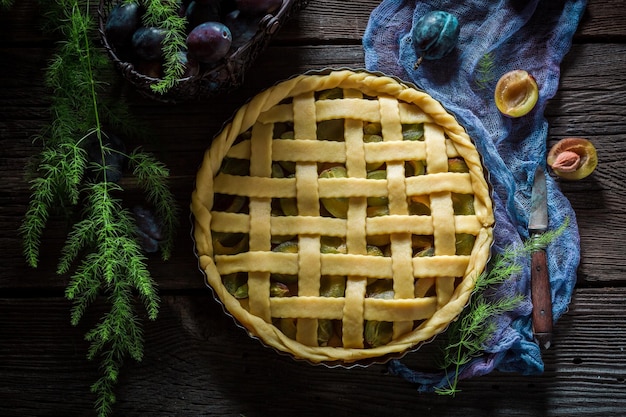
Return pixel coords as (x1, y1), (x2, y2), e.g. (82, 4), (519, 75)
(531, 248), (553, 349)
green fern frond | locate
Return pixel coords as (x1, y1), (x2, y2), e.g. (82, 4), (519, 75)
(60, 142), (89, 204)
(66, 257), (102, 325)
(21, 2), (178, 416)
(435, 219), (569, 395)
(57, 217), (95, 274)
(20, 186), (53, 267)
(141, 0), (187, 93)
(128, 150), (179, 260)
(475, 52), (496, 90)
(20, 142), (87, 266)
(91, 378), (116, 417)
(71, 178), (162, 415)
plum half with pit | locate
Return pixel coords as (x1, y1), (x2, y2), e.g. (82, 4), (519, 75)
(186, 22), (233, 64)
(547, 138), (598, 180)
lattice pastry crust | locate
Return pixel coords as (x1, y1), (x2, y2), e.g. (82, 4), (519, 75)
(192, 69), (494, 364)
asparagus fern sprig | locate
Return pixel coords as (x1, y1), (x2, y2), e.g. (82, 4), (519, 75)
(140, 0), (188, 94)
(475, 51), (496, 90)
(19, 1), (178, 416)
(436, 263), (524, 396)
(128, 149), (178, 259)
(436, 220), (568, 396)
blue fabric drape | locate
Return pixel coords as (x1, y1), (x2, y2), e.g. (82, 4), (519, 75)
(363, 0), (586, 391)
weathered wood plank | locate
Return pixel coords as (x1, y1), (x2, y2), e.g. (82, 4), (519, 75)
(1, 0), (625, 45)
(0, 288), (625, 416)
(545, 42), (626, 284)
(577, 1), (626, 40)
(276, 0), (626, 42)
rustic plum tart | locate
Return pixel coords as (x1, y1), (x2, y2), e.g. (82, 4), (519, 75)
(191, 69), (494, 364)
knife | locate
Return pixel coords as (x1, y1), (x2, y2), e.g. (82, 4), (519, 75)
(528, 165), (553, 350)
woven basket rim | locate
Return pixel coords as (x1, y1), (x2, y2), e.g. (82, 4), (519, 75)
(97, 0), (307, 101)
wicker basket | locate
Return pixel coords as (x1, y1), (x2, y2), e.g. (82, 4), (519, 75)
(98, 0), (308, 103)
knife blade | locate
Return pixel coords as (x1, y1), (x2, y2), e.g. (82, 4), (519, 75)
(528, 165), (553, 350)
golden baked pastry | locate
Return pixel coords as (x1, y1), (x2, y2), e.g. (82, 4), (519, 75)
(191, 69), (494, 364)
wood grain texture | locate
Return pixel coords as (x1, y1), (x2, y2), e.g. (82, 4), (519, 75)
(1, 0), (626, 416)
(2, 0), (626, 45)
(1, 288), (625, 417)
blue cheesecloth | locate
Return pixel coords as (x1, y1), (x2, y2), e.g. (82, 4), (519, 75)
(363, 0), (586, 391)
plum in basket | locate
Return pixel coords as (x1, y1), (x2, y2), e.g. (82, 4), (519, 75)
(187, 21), (233, 64)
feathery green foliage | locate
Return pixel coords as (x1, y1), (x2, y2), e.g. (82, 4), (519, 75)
(475, 51), (496, 90)
(128, 149), (178, 259)
(141, 0), (188, 93)
(436, 220), (568, 395)
(18, 1), (178, 416)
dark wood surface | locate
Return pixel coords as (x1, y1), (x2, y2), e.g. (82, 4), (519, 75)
(2, 1), (626, 416)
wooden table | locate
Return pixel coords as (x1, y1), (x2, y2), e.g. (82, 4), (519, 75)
(1, 1), (625, 416)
